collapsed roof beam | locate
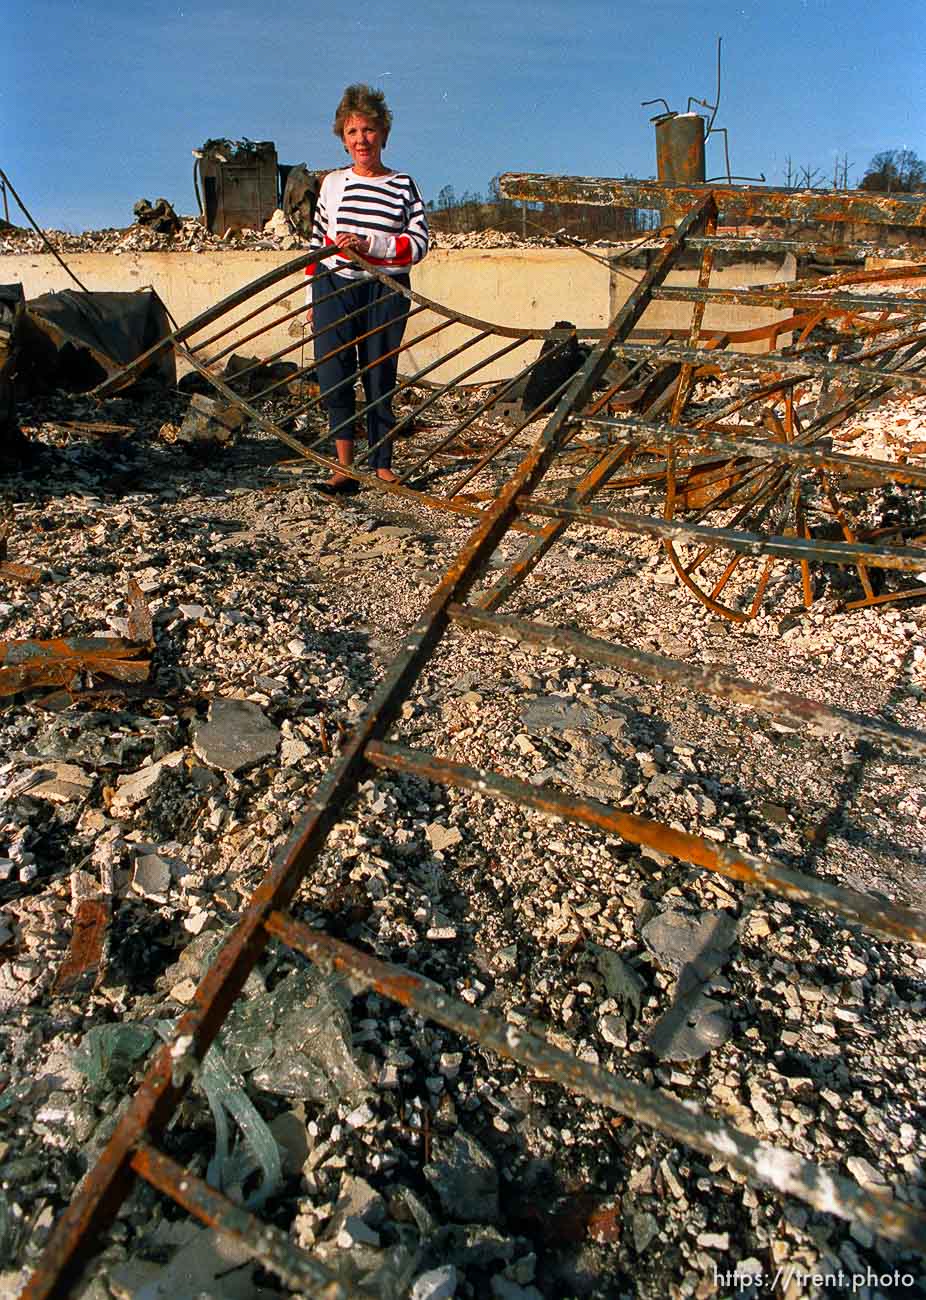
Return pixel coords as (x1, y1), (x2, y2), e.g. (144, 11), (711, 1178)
(499, 173), (926, 228)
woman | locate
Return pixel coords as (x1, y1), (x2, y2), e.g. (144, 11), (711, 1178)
(307, 84), (429, 494)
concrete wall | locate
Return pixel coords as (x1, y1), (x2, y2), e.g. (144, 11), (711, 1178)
(0, 246), (795, 382)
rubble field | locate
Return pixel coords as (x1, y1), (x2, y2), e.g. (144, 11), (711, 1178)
(0, 376), (925, 1300)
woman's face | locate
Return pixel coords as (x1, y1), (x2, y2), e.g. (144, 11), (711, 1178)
(342, 114), (386, 174)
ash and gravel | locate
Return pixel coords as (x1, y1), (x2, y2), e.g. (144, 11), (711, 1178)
(0, 378), (925, 1300)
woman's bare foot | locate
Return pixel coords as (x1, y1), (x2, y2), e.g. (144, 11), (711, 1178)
(376, 469), (399, 483)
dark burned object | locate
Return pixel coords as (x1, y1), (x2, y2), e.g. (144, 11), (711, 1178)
(0, 579), (153, 705)
(521, 320), (586, 415)
(0, 282), (35, 467)
(132, 197), (181, 235)
(193, 138), (279, 237)
(19, 289), (175, 394)
(281, 164), (322, 239)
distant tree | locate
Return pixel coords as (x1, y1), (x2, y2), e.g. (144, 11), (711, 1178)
(797, 163), (823, 189)
(859, 149), (926, 193)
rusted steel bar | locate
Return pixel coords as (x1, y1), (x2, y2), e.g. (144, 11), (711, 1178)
(212, 287), (415, 386)
(651, 285), (926, 319)
(473, 440), (637, 611)
(447, 604), (926, 756)
(51, 897), (111, 997)
(0, 636), (151, 698)
(266, 914), (926, 1247)
(397, 342), (552, 485)
(92, 248), (342, 395)
(516, 501), (926, 573)
(608, 342), (926, 392)
(584, 415), (926, 488)
(498, 173), (926, 229)
(352, 332), (527, 469)
(669, 209), (716, 424)
(685, 236), (926, 261)
(130, 1143), (362, 1297)
(365, 740), (926, 948)
(0, 560), (43, 587)
(445, 374), (578, 498)
(173, 340), (539, 534)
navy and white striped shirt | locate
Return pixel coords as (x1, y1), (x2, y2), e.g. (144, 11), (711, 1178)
(309, 167), (429, 280)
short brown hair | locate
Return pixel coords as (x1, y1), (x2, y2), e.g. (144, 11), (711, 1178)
(333, 84), (393, 144)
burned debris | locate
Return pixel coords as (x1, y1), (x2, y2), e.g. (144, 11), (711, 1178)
(1, 177), (926, 1299)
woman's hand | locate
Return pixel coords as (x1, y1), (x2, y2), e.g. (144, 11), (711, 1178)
(335, 232), (370, 254)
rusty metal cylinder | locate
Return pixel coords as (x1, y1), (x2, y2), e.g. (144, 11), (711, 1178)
(654, 112), (706, 185)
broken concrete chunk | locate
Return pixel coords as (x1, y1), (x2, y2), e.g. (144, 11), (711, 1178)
(424, 1130), (500, 1224)
(109, 1224), (275, 1300)
(111, 750), (186, 816)
(412, 1266), (459, 1300)
(646, 989), (731, 1062)
(131, 852), (171, 902)
(587, 942), (644, 1016)
(426, 822), (462, 852)
(28, 761), (94, 804)
(193, 698), (280, 773)
(641, 910), (738, 995)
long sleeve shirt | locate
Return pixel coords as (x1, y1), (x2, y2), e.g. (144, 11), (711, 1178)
(307, 167), (429, 282)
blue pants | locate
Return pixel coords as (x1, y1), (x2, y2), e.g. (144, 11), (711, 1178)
(312, 271), (411, 471)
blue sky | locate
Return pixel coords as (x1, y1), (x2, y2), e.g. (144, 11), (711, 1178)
(2, 0), (924, 232)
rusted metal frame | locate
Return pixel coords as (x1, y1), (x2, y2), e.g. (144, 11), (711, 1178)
(275, 312), (468, 439)
(584, 352), (662, 418)
(51, 897), (111, 996)
(445, 198), (716, 509)
(0, 638), (151, 698)
(175, 341), (317, 460)
(666, 468), (791, 609)
(686, 235), (926, 262)
(497, 173), (926, 229)
(92, 248), (343, 396)
(583, 416), (926, 488)
(269, 914), (926, 1247)
(760, 262), (926, 297)
(203, 281), (408, 385)
(352, 333), (530, 472)
(447, 604), (926, 756)
(130, 1143), (364, 1298)
(173, 337), (540, 534)
(24, 243), (633, 1298)
(472, 440), (638, 612)
(216, 297), (424, 409)
(396, 340), (551, 485)
(185, 277), (315, 358)
(841, 324), (926, 370)
(187, 268), (369, 367)
(693, 374), (805, 426)
(366, 742), (926, 951)
(255, 307), (448, 407)
(340, 248), (575, 341)
(609, 342), (926, 393)
(282, 322), (528, 461)
(669, 211), (717, 424)
(443, 375), (578, 499)
(652, 285), (926, 320)
(689, 334), (923, 444)
(515, 501), (926, 573)
(818, 472), (876, 602)
(845, 585), (926, 610)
